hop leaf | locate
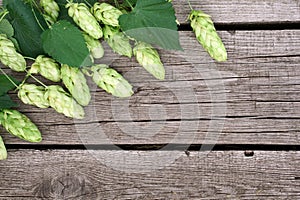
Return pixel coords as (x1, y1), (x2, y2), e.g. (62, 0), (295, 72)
(133, 42), (165, 80)
(66, 2), (103, 39)
(45, 85), (85, 119)
(41, 20), (92, 68)
(61, 64), (91, 106)
(0, 34), (26, 72)
(30, 55), (61, 82)
(103, 25), (132, 58)
(0, 109), (42, 142)
(18, 83), (49, 109)
(189, 10), (227, 62)
(92, 2), (123, 27)
(90, 64), (133, 98)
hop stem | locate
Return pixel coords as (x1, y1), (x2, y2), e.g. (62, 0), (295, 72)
(0, 68), (19, 89)
(186, 0), (193, 10)
(125, 0), (134, 10)
(26, 70), (48, 88)
(0, 10), (9, 23)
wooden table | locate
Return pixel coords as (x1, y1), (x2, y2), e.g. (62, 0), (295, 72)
(1, 0), (300, 199)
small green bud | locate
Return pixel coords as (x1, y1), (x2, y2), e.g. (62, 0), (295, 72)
(18, 83), (49, 109)
(61, 64), (91, 106)
(83, 33), (104, 59)
(103, 25), (132, 58)
(133, 42), (165, 80)
(40, 0), (60, 23)
(0, 136), (7, 160)
(0, 34), (26, 72)
(0, 109), (42, 143)
(189, 10), (227, 62)
(45, 85), (85, 119)
(91, 64), (133, 98)
(92, 2), (123, 27)
(30, 55), (61, 82)
(66, 2), (103, 39)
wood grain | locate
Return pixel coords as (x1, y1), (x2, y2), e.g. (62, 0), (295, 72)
(0, 150), (299, 199)
(0, 0), (299, 24)
(174, 0), (300, 24)
(1, 30), (299, 145)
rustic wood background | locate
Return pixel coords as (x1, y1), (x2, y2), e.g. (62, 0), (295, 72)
(0, 0), (300, 199)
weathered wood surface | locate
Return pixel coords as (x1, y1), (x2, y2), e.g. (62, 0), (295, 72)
(175, 0), (300, 24)
(1, 0), (299, 24)
(1, 30), (299, 145)
(0, 150), (299, 199)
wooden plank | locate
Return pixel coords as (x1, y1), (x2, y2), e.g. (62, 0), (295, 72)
(0, 150), (299, 199)
(1, 30), (300, 145)
(174, 0), (300, 24)
(0, 0), (299, 24)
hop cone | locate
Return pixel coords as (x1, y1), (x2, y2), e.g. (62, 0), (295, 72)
(61, 64), (91, 106)
(91, 64), (133, 98)
(103, 25), (132, 58)
(83, 33), (104, 59)
(92, 2), (123, 27)
(0, 34), (26, 72)
(66, 2), (103, 39)
(189, 10), (227, 62)
(0, 136), (7, 160)
(45, 85), (85, 119)
(18, 83), (49, 109)
(0, 109), (42, 142)
(40, 0), (59, 23)
(30, 55), (61, 82)
(133, 42), (165, 80)
(43, 14), (55, 25)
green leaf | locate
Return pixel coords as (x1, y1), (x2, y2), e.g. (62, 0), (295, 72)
(0, 94), (18, 109)
(9, 37), (21, 52)
(0, 74), (19, 110)
(119, 0), (182, 50)
(0, 75), (19, 96)
(121, 0), (137, 8)
(4, 0), (47, 57)
(42, 20), (92, 67)
(0, 19), (14, 37)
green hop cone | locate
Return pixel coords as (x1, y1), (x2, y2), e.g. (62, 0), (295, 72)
(91, 64), (133, 98)
(18, 83), (49, 109)
(43, 14), (55, 25)
(45, 85), (85, 119)
(61, 64), (91, 106)
(0, 34), (26, 72)
(40, 0), (60, 23)
(103, 25), (132, 58)
(66, 2), (103, 39)
(92, 2), (123, 27)
(189, 10), (227, 62)
(30, 55), (61, 82)
(133, 42), (165, 80)
(0, 109), (42, 143)
(0, 136), (7, 160)
(83, 33), (104, 59)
